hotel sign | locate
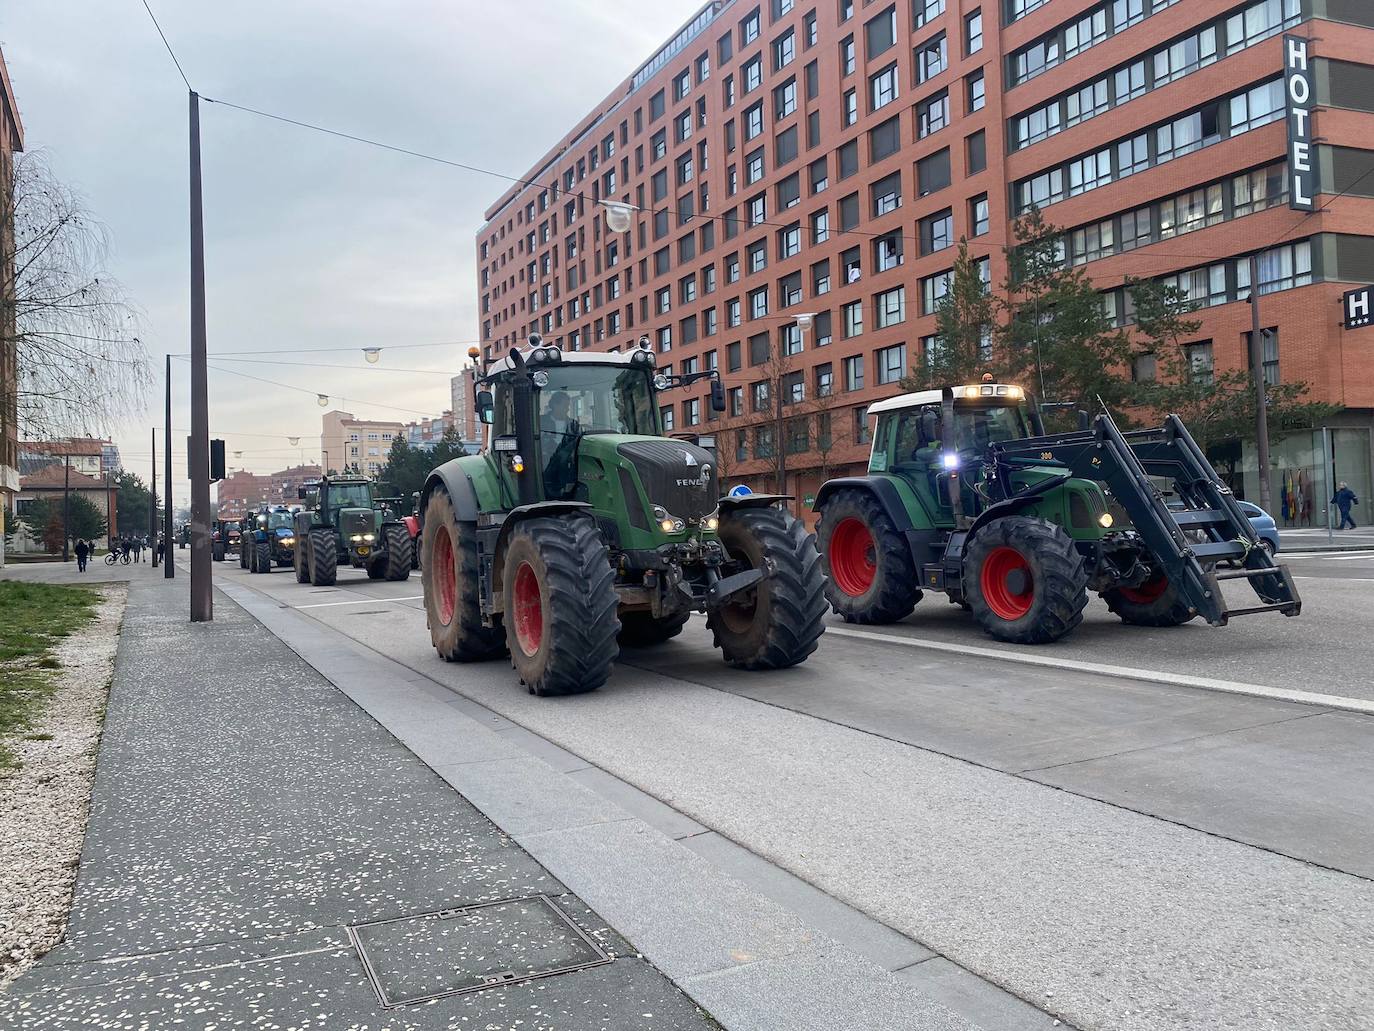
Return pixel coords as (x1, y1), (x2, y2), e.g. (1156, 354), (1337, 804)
(1345, 286), (1374, 330)
(1284, 34), (1317, 211)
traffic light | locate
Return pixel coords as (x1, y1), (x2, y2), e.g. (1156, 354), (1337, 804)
(188, 438), (226, 482)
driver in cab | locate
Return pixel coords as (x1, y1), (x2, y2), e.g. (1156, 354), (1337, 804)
(541, 391), (581, 498)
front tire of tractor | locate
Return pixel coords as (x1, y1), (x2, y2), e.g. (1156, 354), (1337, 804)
(708, 505), (827, 670)
(502, 516), (620, 696)
(213, 542), (225, 562)
(817, 490), (921, 624)
(617, 609), (691, 647)
(422, 489), (505, 662)
(239, 541), (249, 569)
(380, 524), (412, 581)
(966, 517), (1088, 645)
(254, 541), (272, 574)
(308, 528), (337, 586)
(1101, 573), (1195, 627)
(294, 541), (309, 583)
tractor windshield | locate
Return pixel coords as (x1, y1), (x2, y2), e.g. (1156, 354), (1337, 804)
(952, 403), (1033, 455)
(268, 511), (293, 530)
(328, 483), (372, 511)
(535, 364), (657, 438)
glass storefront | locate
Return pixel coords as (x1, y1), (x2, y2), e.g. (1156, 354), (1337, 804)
(1238, 428), (1372, 527)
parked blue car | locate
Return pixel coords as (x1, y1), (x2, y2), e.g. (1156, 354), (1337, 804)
(1236, 501), (1280, 554)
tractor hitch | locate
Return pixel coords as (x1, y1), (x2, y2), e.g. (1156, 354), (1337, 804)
(707, 568), (764, 607)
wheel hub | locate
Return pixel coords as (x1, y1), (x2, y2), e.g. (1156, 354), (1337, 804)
(981, 546), (1034, 621)
(829, 517), (877, 597)
(433, 525), (456, 626)
(512, 561), (543, 656)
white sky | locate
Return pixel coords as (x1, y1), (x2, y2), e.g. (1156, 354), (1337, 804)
(3, 0), (703, 505)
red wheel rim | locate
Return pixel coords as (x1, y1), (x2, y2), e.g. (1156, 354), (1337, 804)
(433, 525), (456, 626)
(512, 561), (543, 656)
(1119, 575), (1167, 605)
(981, 546), (1034, 621)
(829, 517), (877, 597)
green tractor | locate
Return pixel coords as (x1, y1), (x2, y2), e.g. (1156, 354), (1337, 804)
(419, 335), (827, 696)
(239, 504), (299, 574)
(292, 476), (412, 586)
(814, 380), (1300, 644)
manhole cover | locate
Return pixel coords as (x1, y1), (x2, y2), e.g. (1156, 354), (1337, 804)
(350, 895), (612, 1008)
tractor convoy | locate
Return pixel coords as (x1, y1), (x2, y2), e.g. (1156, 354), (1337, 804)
(225, 336), (1300, 698)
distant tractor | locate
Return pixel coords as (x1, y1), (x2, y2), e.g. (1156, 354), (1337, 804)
(814, 380), (1300, 645)
(374, 493), (421, 569)
(292, 476), (412, 586)
(211, 519), (240, 562)
(419, 336), (827, 697)
(240, 505), (299, 574)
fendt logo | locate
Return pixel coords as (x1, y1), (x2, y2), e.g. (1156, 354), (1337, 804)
(676, 463), (712, 488)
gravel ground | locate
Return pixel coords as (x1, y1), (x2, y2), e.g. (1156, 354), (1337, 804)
(0, 584), (125, 990)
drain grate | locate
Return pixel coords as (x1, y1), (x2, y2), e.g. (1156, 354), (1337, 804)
(349, 895), (612, 1008)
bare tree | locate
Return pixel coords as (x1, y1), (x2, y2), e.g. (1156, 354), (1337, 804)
(1, 152), (147, 442)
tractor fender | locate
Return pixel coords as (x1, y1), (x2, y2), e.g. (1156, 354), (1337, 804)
(965, 474), (1071, 540)
(717, 492), (790, 511)
(812, 477), (915, 532)
(401, 515), (420, 540)
(420, 459), (481, 529)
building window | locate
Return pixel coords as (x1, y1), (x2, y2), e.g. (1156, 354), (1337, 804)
(874, 231), (904, 271)
(915, 33), (947, 83)
(966, 70), (985, 113)
(1185, 341), (1214, 386)
(773, 29), (796, 70)
(970, 194), (989, 237)
(876, 344), (906, 384)
(843, 88), (858, 127)
(811, 209), (830, 244)
(843, 300), (864, 338)
(914, 0), (945, 29)
(921, 269), (951, 314)
(854, 405), (871, 444)
(741, 7), (760, 45)
(966, 131), (986, 174)
(965, 10), (983, 55)
(844, 354), (865, 391)
(919, 210), (953, 255)
(871, 172), (902, 217)
(917, 90), (949, 138)
(841, 35), (856, 75)
(870, 63), (899, 111)
(917, 149), (951, 196)
(875, 286), (906, 328)
(812, 259), (832, 295)
(774, 78), (797, 119)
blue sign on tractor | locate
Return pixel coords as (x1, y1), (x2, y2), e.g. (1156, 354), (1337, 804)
(728, 484), (753, 498)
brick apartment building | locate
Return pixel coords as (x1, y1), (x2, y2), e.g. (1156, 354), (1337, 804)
(1, 46), (24, 560)
(477, 0), (1374, 523)
(216, 462), (322, 522)
(450, 368), (482, 444)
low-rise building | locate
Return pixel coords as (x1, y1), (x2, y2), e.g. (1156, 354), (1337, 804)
(13, 464), (118, 548)
(0, 45), (24, 564)
(320, 410), (404, 478)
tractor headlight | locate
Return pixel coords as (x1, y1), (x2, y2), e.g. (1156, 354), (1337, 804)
(281, 537), (294, 546)
(350, 534), (363, 542)
(363, 533), (376, 542)
(653, 373), (671, 390)
(532, 370), (550, 387)
(631, 349), (656, 366)
(1098, 512), (1114, 528)
(942, 452), (961, 470)
(652, 505), (686, 534)
(702, 513), (720, 532)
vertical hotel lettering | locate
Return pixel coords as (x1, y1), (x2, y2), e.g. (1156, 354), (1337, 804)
(1284, 34), (1316, 211)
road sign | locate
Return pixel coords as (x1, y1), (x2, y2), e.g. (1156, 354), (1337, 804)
(728, 484), (753, 497)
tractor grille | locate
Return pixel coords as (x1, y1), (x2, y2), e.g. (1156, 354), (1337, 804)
(342, 510), (374, 537)
(617, 440), (718, 521)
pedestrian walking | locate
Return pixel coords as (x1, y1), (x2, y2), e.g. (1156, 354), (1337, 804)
(1332, 482), (1359, 530)
(74, 538), (90, 573)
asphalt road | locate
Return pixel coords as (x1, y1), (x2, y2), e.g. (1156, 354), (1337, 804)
(216, 552), (1374, 1031)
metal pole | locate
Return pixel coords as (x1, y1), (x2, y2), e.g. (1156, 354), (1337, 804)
(1248, 254), (1273, 515)
(188, 91), (213, 621)
(150, 427), (158, 566)
(62, 455), (70, 562)
(1322, 426), (1334, 545)
(164, 353), (174, 577)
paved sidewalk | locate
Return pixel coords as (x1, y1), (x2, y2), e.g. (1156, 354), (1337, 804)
(0, 578), (714, 1029)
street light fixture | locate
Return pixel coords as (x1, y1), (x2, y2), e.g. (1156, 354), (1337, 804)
(317, 394), (329, 407)
(287, 436), (300, 446)
(601, 201), (637, 234)
(363, 347), (381, 364)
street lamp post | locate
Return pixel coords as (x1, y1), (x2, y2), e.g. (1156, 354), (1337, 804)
(188, 90), (213, 621)
(151, 427), (158, 567)
(164, 353), (174, 578)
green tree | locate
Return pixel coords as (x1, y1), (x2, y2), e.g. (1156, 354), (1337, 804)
(24, 495), (108, 551)
(902, 238), (998, 391)
(1000, 209), (1134, 427)
(377, 437), (430, 500)
(429, 426), (471, 468)
(1126, 277), (1340, 460)
(114, 471), (158, 538)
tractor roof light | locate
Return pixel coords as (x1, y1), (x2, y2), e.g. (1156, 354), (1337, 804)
(942, 452), (961, 470)
(653, 373), (671, 390)
(631, 348), (656, 366)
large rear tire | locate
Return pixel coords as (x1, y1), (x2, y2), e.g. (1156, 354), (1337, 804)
(708, 505), (826, 670)
(817, 489), (921, 624)
(240, 539), (250, 569)
(502, 516), (619, 695)
(965, 517), (1087, 645)
(1102, 573), (1195, 627)
(212, 541), (225, 562)
(308, 528), (337, 586)
(422, 489), (505, 662)
(254, 540), (272, 574)
(618, 609), (691, 647)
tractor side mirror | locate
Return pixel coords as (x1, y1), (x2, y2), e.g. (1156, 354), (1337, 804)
(477, 390), (495, 425)
(1077, 410), (1091, 431)
(297, 486), (307, 500)
(709, 378), (726, 413)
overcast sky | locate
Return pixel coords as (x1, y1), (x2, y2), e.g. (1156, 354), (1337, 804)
(3, 0), (703, 506)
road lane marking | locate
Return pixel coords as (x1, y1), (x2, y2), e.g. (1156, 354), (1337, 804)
(294, 595), (423, 609)
(822, 625), (1374, 716)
